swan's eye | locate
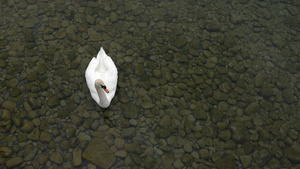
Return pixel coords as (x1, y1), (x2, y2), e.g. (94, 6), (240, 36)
(101, 85), (106, 89)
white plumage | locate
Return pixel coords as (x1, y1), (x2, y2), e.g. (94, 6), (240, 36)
(85, 47), (118, 108)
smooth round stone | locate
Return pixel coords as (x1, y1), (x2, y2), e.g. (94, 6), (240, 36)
(6, 157), (24, 168)
(21, 121), (34, 133)
(60, 140), (70, 150)
(155, 148), (163, 156)
(27, 111), (37, 119)
(115, 150), (127, 158)
(122, 127), (136, 139)
(205, 62), (215, 68)
(36, 155), (48, 165)
(183, 142), (193, 153)
(50, 152), (63, 164)
(2, 101), (16, 109)
(0, 147), (12, 157)
(40, 131), (52, 143)
(73, 148), (82, 166)
(115, 138), (125, 149)
(1, 110), (12, 120)
(173, 159), (184, 169)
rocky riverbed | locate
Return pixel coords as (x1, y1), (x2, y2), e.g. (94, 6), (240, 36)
(0, 0), (299, 168)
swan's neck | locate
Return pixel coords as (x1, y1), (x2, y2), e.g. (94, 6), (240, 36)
(94, 79), (109, 107)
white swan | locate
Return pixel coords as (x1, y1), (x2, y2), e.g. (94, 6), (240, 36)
(85, 47), (118, 108)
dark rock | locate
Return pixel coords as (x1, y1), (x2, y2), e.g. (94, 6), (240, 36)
(155, 128), (171, 138)
(50, 152), (63, 164)
(48, 96), (59, 108)
(174, 36), (186, 48)
(282, 88), (295, 104)
(124, 104), (138, 119)
(230, 121), (250, 143)
(253, 148), (270, 167)
(194, 109), (207, 120)
(205, 22), (220, 31)
(260, 84), (274, 98)
(244, 102), (260, 115)
(216, 155), (235, 169)
(284, 147), (300, 163)
(83, 138), (116, 169)
(213, 91), (228, 101)
(122, 127), (136, 139)
(6, 157), (24, 168)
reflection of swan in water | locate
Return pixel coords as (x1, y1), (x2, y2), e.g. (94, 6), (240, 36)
(85, 47), (118, 108)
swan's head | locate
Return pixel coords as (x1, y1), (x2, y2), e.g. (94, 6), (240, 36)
(95, 79), (109, 93)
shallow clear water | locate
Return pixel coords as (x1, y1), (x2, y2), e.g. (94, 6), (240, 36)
(0, 0), (299, 169)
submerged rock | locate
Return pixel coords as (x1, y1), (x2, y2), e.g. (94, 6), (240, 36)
(83, 138), (116, 169)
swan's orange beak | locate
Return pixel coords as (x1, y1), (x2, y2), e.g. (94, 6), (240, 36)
(102, 87), (109, 93)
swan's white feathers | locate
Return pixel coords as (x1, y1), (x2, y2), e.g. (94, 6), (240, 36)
(85, 47), (118, 108)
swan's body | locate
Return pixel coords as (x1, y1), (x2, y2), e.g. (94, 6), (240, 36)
(85, 47), (118, 108)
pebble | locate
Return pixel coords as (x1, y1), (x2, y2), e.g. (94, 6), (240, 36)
(183, 142), (193, 153)
(0, 147), (12, 157)
(2, 101), (16, 109)
(173, 159), (184, 169)
(1, 110), (11, 120)
(6, 157), (23, 168)
(21, 121), (34, 133)
(50, 152), (63, 164)
(115, 150), (127, 158)
(73, 148), (82, 166)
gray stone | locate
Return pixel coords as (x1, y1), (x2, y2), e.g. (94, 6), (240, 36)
(244, 102), (260, 115)
(184, 115), (195, 134)
(1, 110), (11, 120)
(114, 138), (125, 149)
(183, 142), (193, 153)
(218, 130), (231, 141)
(0, 147), (12, 157)
(155, 128), (171, 138)
(115, 150), (127, 158)
(88, 28), (101, 41)
(194, 109), (207, 120)
(73, 148), (82, 166)
(253, 148), (270, 167)
(260, 84), (274, 98)
(124, 104), (138, 119)
(141, 102), (154, 109)
(199, 149), (210, 159)
(174, 36), (186, 48)
(36, 154), (48, 165)
(50, 152), (63, 164)
(122, 127), (136, 139)
(40, 131), (52, 142)
(82, 138), (116, 169)
(6, 157), (23, 168)
(202, 126), (216, 138)
(48, 96), (59, 108)
(21, 121), (34, 133)
(213, 91), (228, 101)
(230, 121), (250, 143)
(2, 101), (16, 109)
(55, 28), (67, 39)
(216, 155), (235, 169)
(28, 127), (40, 140)
(159, 115), (171, 128)
(173, 159), (184, 169)
(205, 22), (220, 31)
(240, 155), (251, 168)
(110, 12), (118, 22)
(282, 88), (295, 104)
(161, 67), (173, 82)
(284, 147), (300, 163)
